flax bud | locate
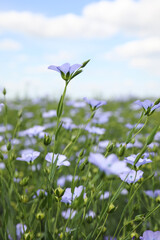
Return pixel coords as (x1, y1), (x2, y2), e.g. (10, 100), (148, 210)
(36, 211), (45, 220)
(54, 186), (65, 198)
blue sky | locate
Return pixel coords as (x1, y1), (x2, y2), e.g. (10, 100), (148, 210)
(0, 0), (160, 100)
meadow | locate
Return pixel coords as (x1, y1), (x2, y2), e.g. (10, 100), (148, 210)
(0, 61), (160, 240)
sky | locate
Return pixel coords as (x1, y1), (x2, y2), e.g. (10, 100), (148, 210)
(0, 0), (160, 100)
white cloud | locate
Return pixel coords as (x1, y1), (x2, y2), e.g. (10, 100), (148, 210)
(44, 51), (75, 64)
(0, 0), (160, 39)
(0, 39), (22, 51)
(105, 38), (160, 74)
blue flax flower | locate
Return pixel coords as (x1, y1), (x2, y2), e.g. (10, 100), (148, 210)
(45, 153), (70, 167)
(61, 186), (85, 204)
(140, 230), (160, 240)
(61, 208), (77, 219)
(135, 99), (160, 115)
(16, 151), (40, 164)
(125, 154), (152, 167)
(48, 63), (82, 81)
(144, 190), (160, 198)
(119, 170), (143, 184)
(83, 97), (106, 110)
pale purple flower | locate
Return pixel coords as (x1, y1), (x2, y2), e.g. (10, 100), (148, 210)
(61, 208), (77, 219)
(16, 151), (40, 163)
(0, 162), (5, 169)
(61, 118), (76, 130)
(116, 141), (143, 149)
(20, 148), (34, 155)
(135, 100), (160, 112)
(0, 103), (4, 112)
(125, 123), (144, 129)
(140, 230), (160, 240)
(0, 124), (13, 132)
(85, 210), (96, 218)
(100, 191), (110, 200)
(93, 111), (111, 124)
(148, 142), (159, 149)
(155, 131), (160, 141)
(0, 136), (3, 142)
(88, 153), (130, 175)
(23, 112), (34, 118)
(83, 97), (106, 109)
(61, 186), (85, 204)
(48, 63), (81, 74)
(104, 237), (117, 240)
(125, 154), (152, 167)
(45, 153), (70, 167)
(16, 223), (27, 239)
(121, 189), (128, 195)
(36, 189), (47, 196)
(66, 100), (86, 108)
(144, 190), (160, 198)
(38, 131), (50, 139)
(98, 140), (110, 149)
(11, 138), (21, 145)
(19, 125), (45, 137)
(42, 110), (56, 118)
(119, 170), (143, 184)
(62, 122), (77, 130)
(126, 140), (143, 149)
(57, 175), (78, 187)
(31, 164), (41, 171)
(85, 125), (105, 135)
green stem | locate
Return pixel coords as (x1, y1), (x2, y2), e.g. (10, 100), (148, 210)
(53, 201), (61, 236)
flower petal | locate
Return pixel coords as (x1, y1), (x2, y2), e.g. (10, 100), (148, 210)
(57, 63), (70, 74)
(69, 64), (82, 74)
(48, 65), (60, 72)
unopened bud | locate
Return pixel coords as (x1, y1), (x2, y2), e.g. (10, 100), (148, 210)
(36, 211), (45, 220)
(156, 196), (160, 203)
(20, 177), (29, 187)
(59, 233), (64, 239)
(54, 186), (65, 198)
(24, 232), (34, 240)
(79, 149), (85, 158)
(0, 151), (4, 160)
(71, 135), (77, 143)
(36, 232), (43, 238)
(134, 214), (145, 222)
(79, 157), (88, 171)
(154, 98), (160, 105)
(97, 226), (107, 234)
(3, 88), (6, 95)
(131, 232), (139, 239)
(107, 142), (114, 152)
(7, 141), (12, 151)
(84, 196), (88, 206)
(18, 109), (23, 118)
(118, 145), (126, 157)
(81, 59), (90, 68)
(43, 134), (52, 146)
(86, 216), (93, 223)
(14, 171), (19, 178)
(108, 203), (116, 213)
(10, 152), (16, 161)
(20, 195), (29, 203)
(131, 138), (135, 144)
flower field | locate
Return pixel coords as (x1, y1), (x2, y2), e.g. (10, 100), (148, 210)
(0, 61), (160, 240)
